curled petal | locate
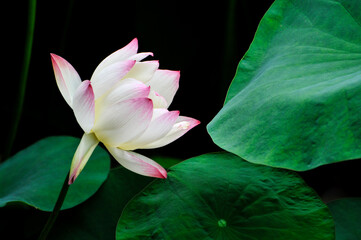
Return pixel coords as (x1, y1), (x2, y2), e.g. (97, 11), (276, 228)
(147, 69), (180, 107)
(124, 61), (159, 83)
(69, 133), (99, 184)
(106, 146), (167, 178)
(50, 53), (82, 107)
(120, 109), (180, 150)
(140, 116), (200, 149)
(129, 52), (154, 62)
(72, 80), (95, 133)
(93, 98), (153, 147)
(92, 38), (138, 77)
(91, 60), (136, 99)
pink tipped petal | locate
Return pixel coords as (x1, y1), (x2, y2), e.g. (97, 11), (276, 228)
(92, 38), (138, 77)
(120, 109), (180, 150)
(148, 90), (168, 108)
(72, 80), (95, 133)
(147, 70), (180, 107)
(140, 116), (200, 149)
(106, 146), (167, 178)
(124, 61), (159, 83)
(129, 52), (154, 62)
(50, 53), (82, 107)
(91, 60), (136, 99)
(69, 133), (99, 184)
(93, 98), (153, 147)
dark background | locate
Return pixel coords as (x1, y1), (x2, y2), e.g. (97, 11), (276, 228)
(2, 0), (360, 203)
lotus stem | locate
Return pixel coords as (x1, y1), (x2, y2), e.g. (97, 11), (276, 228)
(38, 172), (70, 240)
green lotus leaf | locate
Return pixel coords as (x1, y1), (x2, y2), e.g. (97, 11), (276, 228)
(207, 0), (361, 170)
(0, 136), (110, 211)
(116, 152), (334, 240)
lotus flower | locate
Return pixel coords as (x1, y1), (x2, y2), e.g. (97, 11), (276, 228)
(50, 38), (200, 184)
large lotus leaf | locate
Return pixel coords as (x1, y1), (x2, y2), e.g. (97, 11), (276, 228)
(0, 136), (110, 211)
(328, 198), (361, 240)
(116, 152), (334, 240)
(207, 0), (361, 170)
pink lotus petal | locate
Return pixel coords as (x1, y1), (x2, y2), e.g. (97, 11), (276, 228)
(50, 53), (82, 107)
(93, 98), (153, 147)
(120, 109), (180, 150)
(72, 80), (95, 133)
(106, 146), (167, 178)
(147, 69), (180, 107)
(69, 133), (99, 184)
(140, 116), (200, 149)
(91, 60), (136, 99)
(124, 61), (159, 83)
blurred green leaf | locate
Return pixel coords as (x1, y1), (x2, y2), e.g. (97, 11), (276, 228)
(116, 152), (334, 240)
(208, 0), (361, 170)
(328, 198), (361, 240)
(0, 136), (110, 211)
(48, 167), (152, 240)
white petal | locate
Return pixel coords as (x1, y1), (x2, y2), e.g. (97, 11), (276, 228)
(72, 80), (95, 133)
(129, 52), (154, 62)
(147, 69), (180, 107)
(124, 61), (159, 83)
(148, 90), (168, 108)
(69, 133), (99, 184)
(120, 109), (180, 150)
(96, 78), (150, 110)
(92, 38), (138, 77)
(106, 146), (167, 178)
(140, 116), (200, 149)
(91, 60), (136, 99)
(93, 98), (153, 147)
(50, 53), (82, 107)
